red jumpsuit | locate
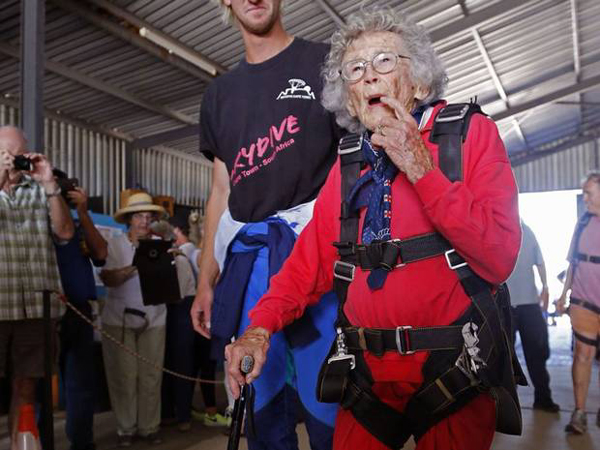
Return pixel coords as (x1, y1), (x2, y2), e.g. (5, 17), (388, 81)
(249, 102), (521, 450)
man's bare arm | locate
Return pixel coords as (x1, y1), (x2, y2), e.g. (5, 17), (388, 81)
(99, 266), (136, 287)
(191, 158), (230, 337)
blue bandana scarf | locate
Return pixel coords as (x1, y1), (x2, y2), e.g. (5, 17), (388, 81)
(345, 134), (399, 290)
(344, 108), (425, 290)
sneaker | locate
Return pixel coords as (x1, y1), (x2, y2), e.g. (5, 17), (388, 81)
(178, 421), (192, 432)
(191, 408), (205, 422)
(116, 435), (133, 448)
(142, 432), (163, 445)
(533, 400), (560, 413)
(203, 412), (230, 427)
(565, 409), (587, 434)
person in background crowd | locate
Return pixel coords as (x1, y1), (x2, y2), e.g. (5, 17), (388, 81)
(557, 171), (600, 434)
(0, 125), (74, 450)
(226, 7), (521, 450)
(191, 0), (341, 448)
(162, 216), (229, 431)
(506, 220), (559, 413)
(52, 169), (108, 450)
(99, 193), (168, 447)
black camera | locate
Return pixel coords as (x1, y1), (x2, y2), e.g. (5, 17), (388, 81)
(13, 155), (31, 171)
(56, 177), (79, 203)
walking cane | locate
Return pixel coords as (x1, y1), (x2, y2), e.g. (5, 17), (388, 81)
(227, 355), (254, 450)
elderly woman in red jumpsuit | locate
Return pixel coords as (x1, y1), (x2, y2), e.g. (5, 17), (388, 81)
(225, 7), (520, 450)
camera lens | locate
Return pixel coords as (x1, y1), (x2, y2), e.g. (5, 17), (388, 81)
(13, 155), (31, 171)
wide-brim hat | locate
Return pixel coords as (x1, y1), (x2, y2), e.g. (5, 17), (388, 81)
(114, 192), (167, 224)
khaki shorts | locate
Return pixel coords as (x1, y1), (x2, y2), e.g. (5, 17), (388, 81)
(0, 319), (57, 378)
(569, 304), (600, 344)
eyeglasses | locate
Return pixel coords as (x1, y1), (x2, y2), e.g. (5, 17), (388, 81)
(340, 52), (411, 82)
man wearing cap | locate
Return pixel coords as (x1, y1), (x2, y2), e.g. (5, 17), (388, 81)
(99, 192), (168, 447)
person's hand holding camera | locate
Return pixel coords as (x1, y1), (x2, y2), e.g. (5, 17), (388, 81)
(67, 187), (88, 214)
(26, 153), (60, 195)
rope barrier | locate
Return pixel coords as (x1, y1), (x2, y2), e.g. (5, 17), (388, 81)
(58, 293), (224, 385)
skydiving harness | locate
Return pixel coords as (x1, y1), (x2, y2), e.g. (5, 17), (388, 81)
(316, 102), (526, 449)
(568, 212), (600, 346)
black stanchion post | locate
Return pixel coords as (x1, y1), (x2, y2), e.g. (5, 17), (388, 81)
(42, 290), (55, 450)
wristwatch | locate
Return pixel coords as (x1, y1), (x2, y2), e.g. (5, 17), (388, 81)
(45, 186), (62, 198)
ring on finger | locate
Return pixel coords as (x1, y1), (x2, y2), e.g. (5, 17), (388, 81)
(376, 124), (386, 136)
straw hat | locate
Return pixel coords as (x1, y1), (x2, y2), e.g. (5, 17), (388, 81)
(114, 192), (167, 224)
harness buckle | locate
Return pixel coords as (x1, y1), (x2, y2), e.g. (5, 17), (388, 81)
(435, 104), (469, 123)
(395, 326), (415, 355)
(445, 249), (468, 270)
(338, 134), (364, 155)
(389, 239), (406, 268)
(334, 260), (355, 282)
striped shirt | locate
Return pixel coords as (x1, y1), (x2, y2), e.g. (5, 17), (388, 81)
(0, 175), (64, 320)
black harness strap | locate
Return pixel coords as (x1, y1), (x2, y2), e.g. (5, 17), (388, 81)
(429, 102), (482, 183)
(574, 252), (600, 264)
(344, 325), (465, 357)
(572, 330), (599, 347)
(570, 297), (600, 315)
(334, 233), (458, 271)
(571, 212), (593, 276)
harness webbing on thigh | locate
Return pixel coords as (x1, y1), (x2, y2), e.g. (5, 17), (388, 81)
(321, 104), (524, 449)
(569, 297), (600, 346)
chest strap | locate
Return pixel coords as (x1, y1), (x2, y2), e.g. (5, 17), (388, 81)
(333, 233), (466, 281)
(344, 325), (464, 357)
(574, 252), (600, 264)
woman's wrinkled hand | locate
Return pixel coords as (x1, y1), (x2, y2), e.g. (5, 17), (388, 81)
(370, 96), (434, 184)
(225, 327), (270, 398)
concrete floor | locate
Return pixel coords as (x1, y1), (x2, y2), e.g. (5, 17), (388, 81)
(1, 315), (598, 449)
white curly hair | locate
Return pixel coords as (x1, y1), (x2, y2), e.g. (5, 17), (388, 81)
(321, 7), (448, 134)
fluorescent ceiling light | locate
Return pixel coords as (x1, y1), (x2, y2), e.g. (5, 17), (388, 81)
(139, 27), (217, 77)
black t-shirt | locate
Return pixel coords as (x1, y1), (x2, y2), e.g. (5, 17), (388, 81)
(200, 38), (341, 223)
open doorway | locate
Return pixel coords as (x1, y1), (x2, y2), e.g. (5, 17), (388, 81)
(518, 190), (580, 304)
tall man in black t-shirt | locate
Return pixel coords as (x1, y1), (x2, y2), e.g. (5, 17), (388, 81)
(191, 1), (340, 449)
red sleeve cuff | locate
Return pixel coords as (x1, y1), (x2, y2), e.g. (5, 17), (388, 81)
(413, 167), (453, 206)
(248, 311), (281, 335)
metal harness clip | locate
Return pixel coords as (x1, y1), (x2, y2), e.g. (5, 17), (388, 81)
(445, 249), (468, 270)
(328, 327), (355, 370)
(395, 326), (415, 355)
(333, 260), (356, 282)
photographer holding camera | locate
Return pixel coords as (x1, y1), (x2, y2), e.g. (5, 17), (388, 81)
(53, 168), (107, 450)
(0, 125), (74, 450)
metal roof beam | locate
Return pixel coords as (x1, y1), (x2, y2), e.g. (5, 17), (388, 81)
(50, 0), (214, 83)
(471, 28), (530, 149)
(570, 0), (583, 134)
(510, 133), (598, 167)
(1, 97), (133, 142)
(314, 0), (345, 27)
(457, 0), (530, 149)
(86, 0), (227, 75)
(132, 124), (199, 148)
(0, 41), (197, 126)
(430, 0), (536, 42)
(492, 74), (600, 122)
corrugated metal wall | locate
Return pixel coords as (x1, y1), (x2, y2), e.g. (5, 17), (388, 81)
(0, 103), (211, 214)
(513, 137), (600, 193)
(133, 146), (211, 211)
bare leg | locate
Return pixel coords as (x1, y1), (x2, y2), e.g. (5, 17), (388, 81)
(9, 377), (37, 450)
(572, 338), (596, 410)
